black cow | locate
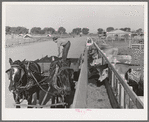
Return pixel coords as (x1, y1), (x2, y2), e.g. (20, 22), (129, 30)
(125, 68), (144, 96)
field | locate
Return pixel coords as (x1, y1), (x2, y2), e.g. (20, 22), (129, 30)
(5, 34), (130, 54)
(5, 34), (74, 48)
(5, 35), (51, 48)
(91, 37), (131, 55)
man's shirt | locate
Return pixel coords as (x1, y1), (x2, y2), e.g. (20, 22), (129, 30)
(56, 38), (69, 48)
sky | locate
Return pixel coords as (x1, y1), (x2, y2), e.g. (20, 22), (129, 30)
(4, 2), (145, 33)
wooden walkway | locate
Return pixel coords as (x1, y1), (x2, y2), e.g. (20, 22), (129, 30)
(67, 37), (86, 58)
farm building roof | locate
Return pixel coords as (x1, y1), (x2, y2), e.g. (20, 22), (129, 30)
(107, 30), (131, 35)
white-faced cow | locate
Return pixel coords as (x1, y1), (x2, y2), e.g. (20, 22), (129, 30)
(88, 64), (108, 86)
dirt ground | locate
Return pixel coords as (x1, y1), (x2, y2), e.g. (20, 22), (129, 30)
(87, 79), (112, 108)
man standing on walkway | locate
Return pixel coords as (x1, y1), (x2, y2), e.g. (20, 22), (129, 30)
(53, 37), (71, 63)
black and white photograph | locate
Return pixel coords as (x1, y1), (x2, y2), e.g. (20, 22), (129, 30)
(2, 2), (148, 120)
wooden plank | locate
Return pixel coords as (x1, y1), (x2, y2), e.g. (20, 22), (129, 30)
(14, 102), (66, 108)
(71, 48), (88, 108)
(131, 44), (144, 50)
(119, 84), (121, 106)
(38, 62), (51, 74)
(120, 87), (124, 108)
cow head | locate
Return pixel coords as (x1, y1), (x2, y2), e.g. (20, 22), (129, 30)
(98, 68), (108, 82)
(125, 68), (144, 96)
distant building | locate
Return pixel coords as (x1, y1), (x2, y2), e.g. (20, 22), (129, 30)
(47, 34), (51, 37)
(23, 34), (32, 38)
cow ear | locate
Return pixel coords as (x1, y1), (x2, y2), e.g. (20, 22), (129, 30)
(128, 68), (131, 73)
(9, 58), (13, 65)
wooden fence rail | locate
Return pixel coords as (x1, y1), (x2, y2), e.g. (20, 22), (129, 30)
(94, 42), (143, 109)
(71, 48), (88, 108)
(131, 44), (144, 50)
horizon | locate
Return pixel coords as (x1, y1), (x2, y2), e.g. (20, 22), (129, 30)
(4, 2), (145, 33)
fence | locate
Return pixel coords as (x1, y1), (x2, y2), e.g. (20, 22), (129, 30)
(71, 48), (88, 108)
(129, 38), (144, 50)
(94, 42), (143, 109)
(131, 44), (144, 50)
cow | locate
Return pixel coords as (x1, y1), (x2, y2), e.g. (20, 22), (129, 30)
(88, 64), (108, 86)
(97, 63), (141, 84)
(125, 68), (144, 96)
(88, 44), (119, 67)
(97, 63), (143, 96)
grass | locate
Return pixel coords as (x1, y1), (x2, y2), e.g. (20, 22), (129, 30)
(93, 37), (144, 66)
(5, 35), (52, 48)
(105, 40), (131, 55)
(93, 37), (131, 55)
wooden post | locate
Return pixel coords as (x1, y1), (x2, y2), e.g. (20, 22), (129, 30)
(119, 84), (121, 106)
(129, 39), (132, 48)
(102, 57), (105, 65)
(111, 71), (115, 88)
(108, 67), (112, 85)
(128, 97), (131, 108)
(115, 78), (118, 96)
(117, 81), (120, 100)
(120, 86), (124, 108)
(124, 90), (126, 108)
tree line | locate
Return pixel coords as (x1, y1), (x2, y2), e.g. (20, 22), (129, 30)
(6, 26), (143, 35)
(97, 27), (143, 34)
(5, 26), (90, 35)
